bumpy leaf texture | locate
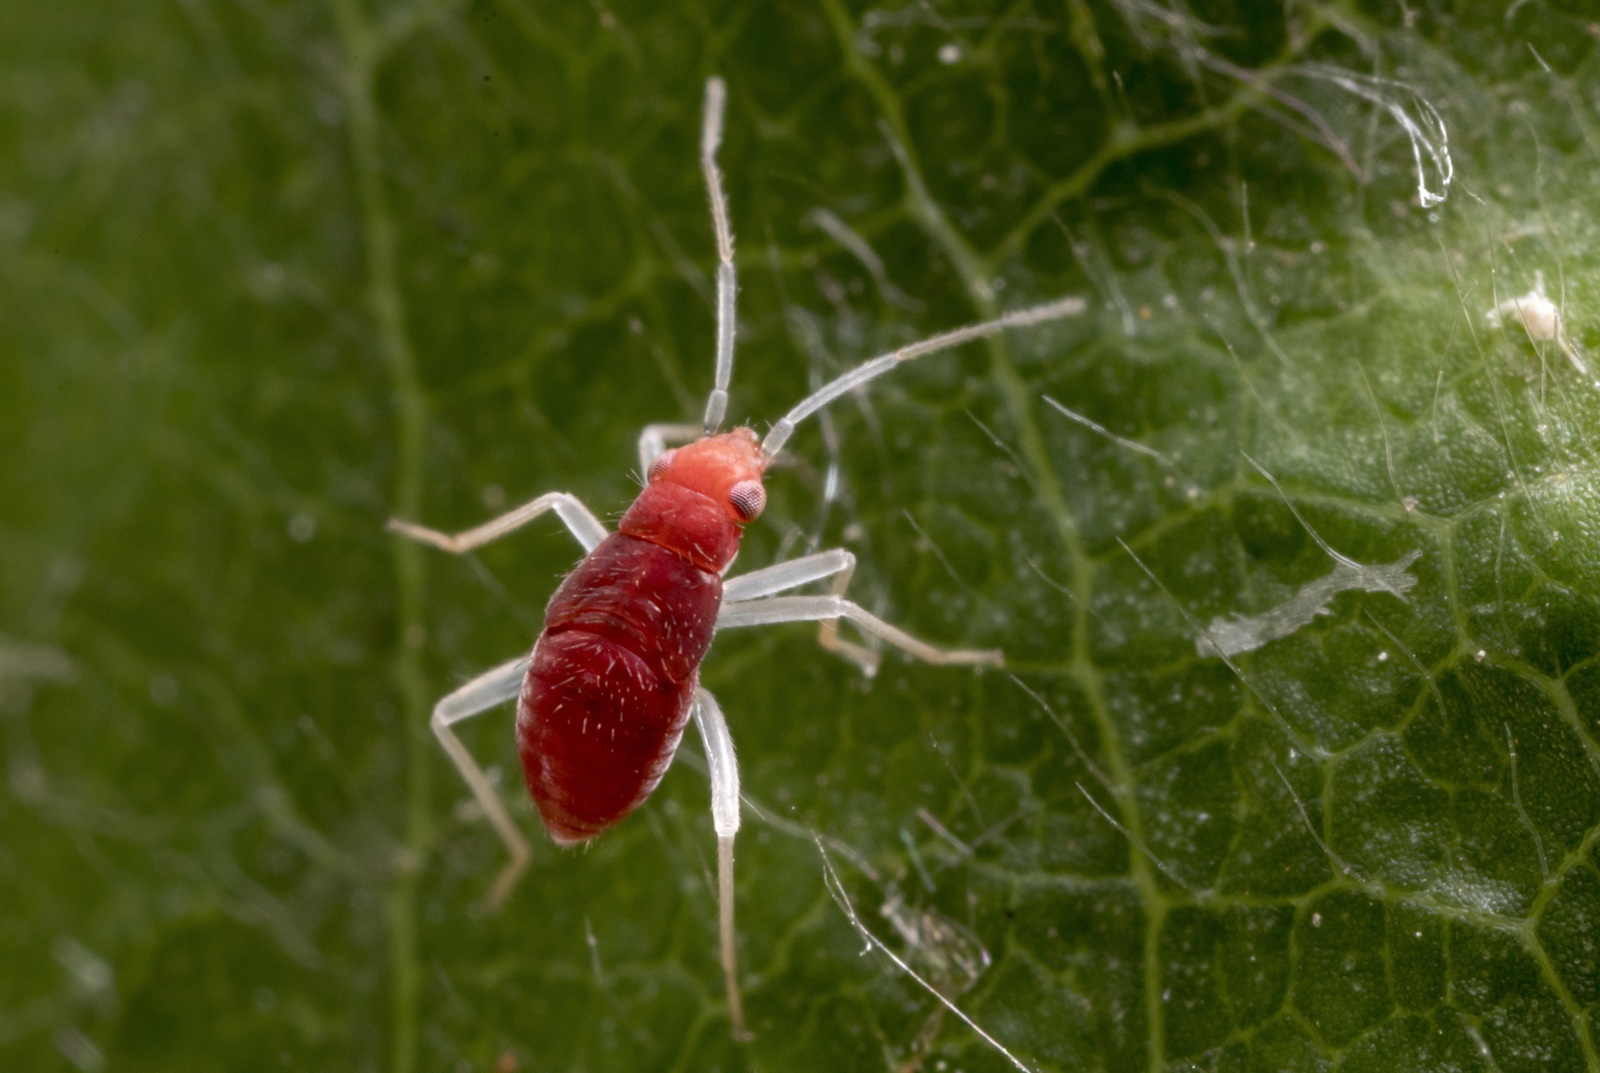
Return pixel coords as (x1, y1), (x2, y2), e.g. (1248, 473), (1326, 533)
(3, 1), (1599, 1071)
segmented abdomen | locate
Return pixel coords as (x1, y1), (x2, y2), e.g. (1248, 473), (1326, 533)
(516, 532), (722, 843)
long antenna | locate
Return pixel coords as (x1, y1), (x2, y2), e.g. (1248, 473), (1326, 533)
(700, 77), (737, 432)
(761, 296), (1085, 459)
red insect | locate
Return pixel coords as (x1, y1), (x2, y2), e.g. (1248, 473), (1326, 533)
(388, 77), (1082, 1040)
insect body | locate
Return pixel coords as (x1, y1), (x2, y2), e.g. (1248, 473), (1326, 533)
(520, 430), (763, 843)
(388, 77), (1083, 1041)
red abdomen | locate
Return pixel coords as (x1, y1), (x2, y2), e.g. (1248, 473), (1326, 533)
(516, 532), (722, 843)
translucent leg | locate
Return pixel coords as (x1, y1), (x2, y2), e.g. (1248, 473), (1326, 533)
(430, 655), (533, 909)
(691, 686), (751, 1040)
(721, 548), (854, 601)
(388, 491), (606, 555)
(717, 593), (1002, 668)
(699, 77), (737, 432)
(721, 549), (878, 675)
(637, 423), (704, 477)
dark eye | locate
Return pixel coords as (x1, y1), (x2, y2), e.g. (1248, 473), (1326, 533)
(647, 449), (677, 481)
(728, 480), (765, 522)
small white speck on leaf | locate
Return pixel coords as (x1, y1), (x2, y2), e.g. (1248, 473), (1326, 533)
(288, 513), (316, 542)
(1485, 270), (1587, 374)
(148, 672), (179, 706)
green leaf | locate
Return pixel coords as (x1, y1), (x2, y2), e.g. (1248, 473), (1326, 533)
(4, 1), (1599, 1071)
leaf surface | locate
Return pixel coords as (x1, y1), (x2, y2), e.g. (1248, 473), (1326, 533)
(3, 2), (1599, 1071)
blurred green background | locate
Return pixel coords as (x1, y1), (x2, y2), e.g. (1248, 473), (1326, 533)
(5, 1), (1600, 1070)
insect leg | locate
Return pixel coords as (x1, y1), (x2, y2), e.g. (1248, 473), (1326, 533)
(431, 655), (534, 909)
(699, 76), (737, 433)
(387, 491), (606, 555)
(691, 686), (751, 1040)
(637, 423), (704, 477)
(721, 549), (878, 675)
(717, 592), (1002, 668)
(721, 548), (854, 601)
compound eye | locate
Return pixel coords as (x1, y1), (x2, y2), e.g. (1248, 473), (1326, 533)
(727, 480), (766, 522)
(647, 449), (678, 482)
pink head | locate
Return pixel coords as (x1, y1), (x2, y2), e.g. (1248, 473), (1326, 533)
(619, 429), (768, 572)
(647, 428), (767, 524)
